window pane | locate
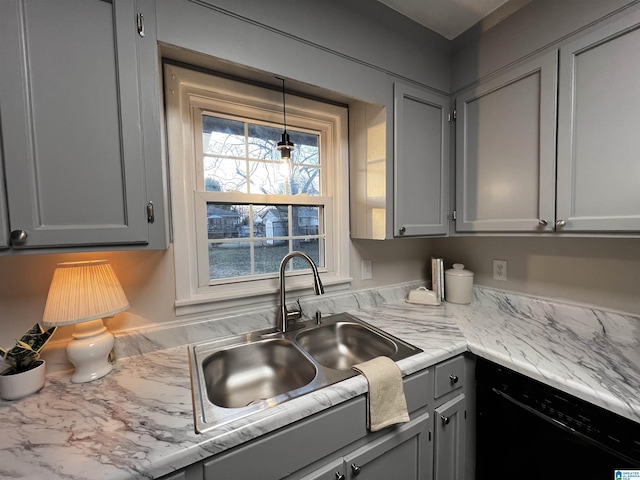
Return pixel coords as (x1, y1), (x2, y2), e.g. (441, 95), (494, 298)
(248, 124), (280, 161)
(247, 160), (285, 195)
(290, 131), (319, 165)
(254, 243), (289, 275)
(204, 157), (249, 193)
(291, 240), (322, 270)
(209, 243), (251, 279)
(203, 116), (245, 157)
(254, 205), (288, 238)
(290, 165), (320, 196)
(206, 203), (243, 239)
(292, 206), (319, 236)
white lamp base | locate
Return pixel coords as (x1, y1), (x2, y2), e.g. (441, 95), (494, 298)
(66, 319), (115, 383)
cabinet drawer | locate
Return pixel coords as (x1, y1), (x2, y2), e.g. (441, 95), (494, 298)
(434, 356), (465, 399)
(404, 367), (433, 413)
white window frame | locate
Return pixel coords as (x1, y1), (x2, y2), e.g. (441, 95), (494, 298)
(164, 64), (351, 316)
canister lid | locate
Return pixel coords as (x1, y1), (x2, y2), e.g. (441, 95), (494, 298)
(444, 263), (474, 277)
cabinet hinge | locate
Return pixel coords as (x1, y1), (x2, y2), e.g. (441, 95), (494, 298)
(429, 430), (432, 442)
(448, 109), (457, 122)
(452, 210), (457, 221)
(146, 201), (155, 224)
(137, 13), (145, 37)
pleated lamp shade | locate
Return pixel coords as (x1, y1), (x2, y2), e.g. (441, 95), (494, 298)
(42, 260), (128, 383)
(42, 260), (129, 326)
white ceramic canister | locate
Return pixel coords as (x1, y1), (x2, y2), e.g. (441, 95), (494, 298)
(444, 263), (474, 304)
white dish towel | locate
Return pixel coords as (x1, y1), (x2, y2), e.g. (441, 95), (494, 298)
(352, 356), (410, 432)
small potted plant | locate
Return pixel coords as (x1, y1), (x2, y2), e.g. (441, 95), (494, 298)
(0, 323), (56, 401)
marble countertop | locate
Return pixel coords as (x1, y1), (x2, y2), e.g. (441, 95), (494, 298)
(1, 286), (639, 479)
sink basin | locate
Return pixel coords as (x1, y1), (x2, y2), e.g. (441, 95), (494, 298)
(202, 338), (317, 408)
(189, 313), (422, 433)
(296, 321), (397, 370)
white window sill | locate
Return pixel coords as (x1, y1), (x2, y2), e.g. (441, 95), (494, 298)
(175, 273), (352, 317)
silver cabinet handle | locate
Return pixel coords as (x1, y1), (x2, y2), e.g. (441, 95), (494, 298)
(10, 229), (28, 245)
(449, 374), (459, 384)
(137, 13), (145, 37)
(351, 463), (362, 476)
(556, 219), (566, 227)
(398, 226), (406, 235)
(441, 415), (450, 426)
(335, 473), (345, 480)
(538, 219), (548, 226)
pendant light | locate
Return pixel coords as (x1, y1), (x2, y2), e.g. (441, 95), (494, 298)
(276, 77), (294, 160)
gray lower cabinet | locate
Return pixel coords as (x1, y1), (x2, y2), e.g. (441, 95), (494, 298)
(0, 0), (167, 250)
(304, 411), (431, 480)
(341, 412), (430, 480)
(200, 367), (433, 480)
(433, 395), (466, 480)
(394, 82), (450, 238)
(556, 10), (640, 232)
(432, 355), (469, 480)
(159, 463), (203, 480)
(157, 355), (474, 480)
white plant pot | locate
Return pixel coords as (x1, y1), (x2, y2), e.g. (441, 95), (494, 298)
(0, 360), (46, 401)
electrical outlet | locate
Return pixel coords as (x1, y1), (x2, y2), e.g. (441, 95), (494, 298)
(493, 259), (508, 281)
(361, 259), (373, 280)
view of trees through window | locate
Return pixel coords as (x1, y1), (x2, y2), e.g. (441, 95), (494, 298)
(202, 114), (324, 281)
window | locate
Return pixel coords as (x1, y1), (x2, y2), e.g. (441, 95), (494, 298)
(165, 64), (350, 315)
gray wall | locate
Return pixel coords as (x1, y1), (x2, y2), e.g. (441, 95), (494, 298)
(433, 237), (640, 315)
(0, 239), (436, 349)
(451, 0), (638, 92)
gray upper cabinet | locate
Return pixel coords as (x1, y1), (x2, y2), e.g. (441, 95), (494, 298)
(394, 82), (450, 237)
(0, 150), (9, 249)
(455, 51), (558, 233)
(556, 11), (640, 233)
(0, 0), (166, 250)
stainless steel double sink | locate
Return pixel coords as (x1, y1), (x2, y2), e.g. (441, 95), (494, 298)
(188, 312), (422, 433)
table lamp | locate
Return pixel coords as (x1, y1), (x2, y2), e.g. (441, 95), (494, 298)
(42, 260), (129, 383)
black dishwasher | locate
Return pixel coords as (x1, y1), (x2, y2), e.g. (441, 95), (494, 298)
(475, 358), (640, 479)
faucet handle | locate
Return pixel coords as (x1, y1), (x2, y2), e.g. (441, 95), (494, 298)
(285, 299), (303, 323)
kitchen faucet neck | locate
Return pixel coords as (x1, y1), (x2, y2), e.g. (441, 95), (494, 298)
(277, 251), (324, 333)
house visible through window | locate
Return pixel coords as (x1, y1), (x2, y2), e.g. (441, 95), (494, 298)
(165, 63), (350, 314)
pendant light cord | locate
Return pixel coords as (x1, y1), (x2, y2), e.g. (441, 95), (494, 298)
(276, 76), (287, 132)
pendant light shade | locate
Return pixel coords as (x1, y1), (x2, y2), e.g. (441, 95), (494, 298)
(276, 77), (294, 160)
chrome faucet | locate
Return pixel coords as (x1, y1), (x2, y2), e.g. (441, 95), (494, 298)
(277, 251), (324, 333)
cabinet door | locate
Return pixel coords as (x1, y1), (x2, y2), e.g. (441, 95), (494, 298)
(343, 411), (432, 480)
(394, 83), (449, 237)
(455, 51), (557, 232)
(433, 394), (465, 480)
(0, 0), (149, 248)
(297, 458), (345, 480)
(556, 11), (640, 232)
(0, 150), (9, 249)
